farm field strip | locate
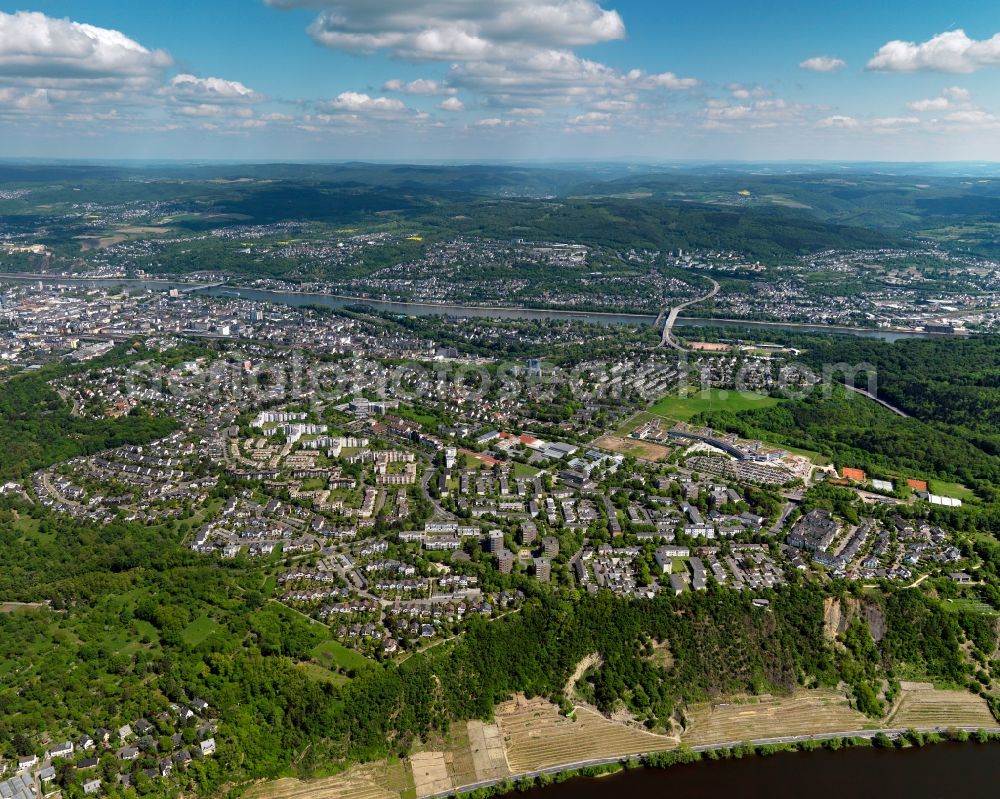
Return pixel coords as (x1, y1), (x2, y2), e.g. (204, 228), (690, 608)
(682, 690), (871, 746)
(246, 764), (396, 799)
(497, 696), (677, 774)
(410, 752), (451, 797)
(467, 720), (510, 783)
(886, 685), (996, 729)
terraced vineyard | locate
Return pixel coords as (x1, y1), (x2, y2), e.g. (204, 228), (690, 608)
(246, 761), (408, 799)
(682, 690), (873, 745)
(886, 683), (997, 729)
(497, 695), (678, 774)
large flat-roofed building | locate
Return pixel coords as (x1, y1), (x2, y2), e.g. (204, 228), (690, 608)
(786, 509), (841, 552)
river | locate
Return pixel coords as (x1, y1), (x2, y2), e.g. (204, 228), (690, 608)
(0, 273), (932, 342)
(193, 285), (930, 342)
(517, 743), (998, 799)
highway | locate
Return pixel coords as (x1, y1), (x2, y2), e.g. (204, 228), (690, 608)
(659, 278), (720, 350)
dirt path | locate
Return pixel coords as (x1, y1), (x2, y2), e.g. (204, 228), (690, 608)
(564, 653), (603, 699)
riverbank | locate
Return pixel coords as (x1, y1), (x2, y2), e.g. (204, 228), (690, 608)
(246, 723), (1000, 799)
(0, 272), (215, 289)
(191, 284), (939, 341)
(477, 733), (1000, 799)
(0, 272), (948, 340)
(243, 686), (1000, 799)
(440, 726), (1000, 799)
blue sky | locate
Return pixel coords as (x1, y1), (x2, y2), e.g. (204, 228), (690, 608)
(2, 1), (1000, 160)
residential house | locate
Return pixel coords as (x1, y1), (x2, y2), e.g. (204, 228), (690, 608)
(47, 742), (73, 760)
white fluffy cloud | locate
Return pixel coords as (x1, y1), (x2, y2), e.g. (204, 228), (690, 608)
(943, 109), (999, 127)
(567, 111), (611, 133)
(640, 71), (700, 90)
(446, 53), (696, 111)
(817, 115), (859, 129)
(908, 97), (949, 112)
(0, 11), (171, 84)
(727, 83), (770, 99)
(268, 0), (698, 130)
(867, 30), (1000, 73)
(799, 56), (846, 73)
(268, 0), (625, 60)
(176, 103), (253, 118)
(438, 96), (464, 112)
(168, 74), (263, 103)
(320, 91), (407, 113)
(870, 116), (919, 129)
(703, 97), (805, 130)
(815, 115), (920, 134)
(569, 111), (610, 124)
(907, 86), (972, 112)
(0, 11), (294, 138)
(383, 78), (455, 95)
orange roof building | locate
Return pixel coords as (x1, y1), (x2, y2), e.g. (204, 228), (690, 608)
(841, 467), (867, 482)
(907, 478), (928, 492)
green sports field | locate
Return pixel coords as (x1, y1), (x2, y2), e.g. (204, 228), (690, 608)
(648, 389), (782, 421)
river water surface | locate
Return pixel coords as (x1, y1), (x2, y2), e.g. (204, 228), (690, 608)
(518, 744), (998, 799)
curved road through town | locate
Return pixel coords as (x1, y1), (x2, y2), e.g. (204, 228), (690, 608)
(659, 278), (720, 350)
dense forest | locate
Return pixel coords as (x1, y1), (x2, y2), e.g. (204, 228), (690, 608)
(793, 335), (1000, 447)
